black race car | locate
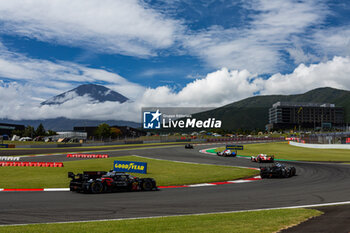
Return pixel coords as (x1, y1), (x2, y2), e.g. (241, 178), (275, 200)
(185, 144), (194, 149)
(260, 163), (296, 178)
(68, 171), (158, 193)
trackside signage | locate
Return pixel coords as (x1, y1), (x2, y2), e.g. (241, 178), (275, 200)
(226, 145), (244, 150)
(113, 161), (147, 174)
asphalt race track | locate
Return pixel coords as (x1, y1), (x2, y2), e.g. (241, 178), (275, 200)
(0, 144), (350, 232)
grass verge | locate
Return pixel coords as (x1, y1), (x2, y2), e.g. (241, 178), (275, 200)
(215, 142), (350, 161)
(0, 155), (258, 188)
(0, 141), (190, 151)
(0, 208), (322, 233)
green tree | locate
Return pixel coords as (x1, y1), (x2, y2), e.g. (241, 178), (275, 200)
(95, 123), (111, 139)
(47, 130), (57, 136)
(23, 125), (35, 138)
(110, 127), (122, 138)
(35, 123), (46, 137)
(11, 129), (24, 137)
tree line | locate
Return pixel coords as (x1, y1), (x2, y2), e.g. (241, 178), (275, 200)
(12, 124), (57, 138)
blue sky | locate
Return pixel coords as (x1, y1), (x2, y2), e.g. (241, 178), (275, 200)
(0, 0), (350, 120)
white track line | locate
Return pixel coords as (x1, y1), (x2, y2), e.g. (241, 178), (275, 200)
(1, 200), (350, 227)
(44, 188), (70, 192)
(187, 183), (215, 187)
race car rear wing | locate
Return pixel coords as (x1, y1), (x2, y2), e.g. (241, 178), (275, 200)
(68, 171), (108, 180)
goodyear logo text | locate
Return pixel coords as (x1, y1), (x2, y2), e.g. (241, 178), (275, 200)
(113, 161), (147, 174)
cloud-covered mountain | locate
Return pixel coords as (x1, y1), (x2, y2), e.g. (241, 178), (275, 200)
(41, 84), (129, 105)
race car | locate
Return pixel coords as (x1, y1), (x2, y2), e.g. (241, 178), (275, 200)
(185, 144), (194, 149)
(251, 154), (274, 163)
(217, 149), (236, 157)
(68, 170), (158, 193)
(260, 163), (296, 178)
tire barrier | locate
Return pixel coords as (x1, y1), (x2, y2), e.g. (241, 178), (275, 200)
(0, 162), (64, 167)
(67, 154), (109, 158)
(0, 157), (20, 161)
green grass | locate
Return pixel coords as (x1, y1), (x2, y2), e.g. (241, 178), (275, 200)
(0, 208), (322, 233)
(0, 156), (258, 188)
(0, 141), (190, 151)
(215, 142), (350, 161)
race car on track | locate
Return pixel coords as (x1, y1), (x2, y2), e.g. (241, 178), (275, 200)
(217, 149), (236, 157)
(260, 163), (296, 178)
(251, 154), (274, 163)
(68, 170), (158, 193)
(185, 144), (194, 149)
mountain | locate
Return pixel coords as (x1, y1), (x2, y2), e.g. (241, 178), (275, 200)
(0, 117), (140, 131)
(41, 84), (129, 105)
(193, 87), (350, 130)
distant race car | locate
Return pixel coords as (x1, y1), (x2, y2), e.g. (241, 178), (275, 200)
(251, 154), (274, 163)
(260, 163), (296, 178)
(217, 149), (236, 157)
(68, 171), (158, 193)
(185, 144), (194, 149)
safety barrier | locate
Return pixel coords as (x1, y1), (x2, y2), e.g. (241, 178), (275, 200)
(207, 137), (285, 142)
(289, 141), (350, 149)
(0, 162), (64, 167)
(0, 144), (16, 148)
(67, 154), (109, 158)
(0, 157), (20, 161)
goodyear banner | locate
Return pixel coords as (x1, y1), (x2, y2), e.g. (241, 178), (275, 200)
(226, 145), (244, 150)
(113, 161), (147, 174)
(0, 144), (8, 148)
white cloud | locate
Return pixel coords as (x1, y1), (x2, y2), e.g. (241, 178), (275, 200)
(183, 0), (327, 73)
(0, 0), (181, 57)
(312, 26), (350, 58)
(258, 56), (350, 95)
(1, 40), (350, 122)
(0, 42), (145, 100)
(141, 68), (259, 106)
(139, 68), (178, 77)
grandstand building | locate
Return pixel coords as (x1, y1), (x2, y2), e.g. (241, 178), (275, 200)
(267, 102), (345, 130)
(0, 123), (25, 136)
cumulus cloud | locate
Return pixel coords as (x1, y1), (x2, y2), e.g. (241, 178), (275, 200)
(258, 56), (350, 95)
(4, 56), (350, 121)
(141, 68), (259, 106)
(1, 37), (350, 122)
(0, 0), (181, 57)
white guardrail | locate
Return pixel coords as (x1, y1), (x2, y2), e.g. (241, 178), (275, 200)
(289, 141), (350, 149)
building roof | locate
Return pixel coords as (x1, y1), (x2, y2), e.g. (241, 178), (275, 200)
(272, 102), (336, 108)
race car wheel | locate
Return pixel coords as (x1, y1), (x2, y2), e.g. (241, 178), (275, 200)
(142, 179), (154, 191)
(258, 158), (262, 163)
(283, 170), (290, 178)
(91, 181), (104, 194)
(290, 167), (296, 176)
